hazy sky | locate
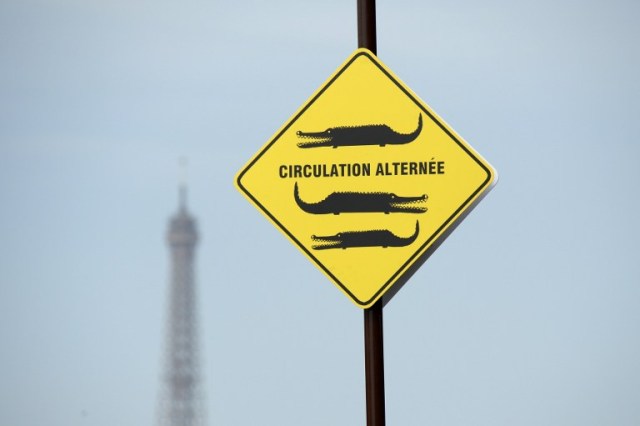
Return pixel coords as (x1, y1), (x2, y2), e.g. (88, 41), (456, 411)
(1, 1), (639, 425)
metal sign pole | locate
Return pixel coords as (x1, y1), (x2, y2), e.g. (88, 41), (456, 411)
(364, 300), (385, 426)
(358, 1), (385, 425)
(358, 0), (377, 54)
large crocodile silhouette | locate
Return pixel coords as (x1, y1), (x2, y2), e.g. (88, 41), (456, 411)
(296, 114), (423, 148)
(311, 221), (420, 250)
(294, 182), (427, 214)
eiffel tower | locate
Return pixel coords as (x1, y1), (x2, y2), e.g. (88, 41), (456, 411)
(157, 184), (205, 426)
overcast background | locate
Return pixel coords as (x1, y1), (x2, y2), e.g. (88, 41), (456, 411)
(1, 1), (639, 425)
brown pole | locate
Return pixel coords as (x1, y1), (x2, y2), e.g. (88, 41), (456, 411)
(358, 2), (385, 425)
(364, 300), (385, 426)
(358, 0), (377, 54)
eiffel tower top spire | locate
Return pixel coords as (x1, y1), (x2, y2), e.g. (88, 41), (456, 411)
(168, 159), (197, 248)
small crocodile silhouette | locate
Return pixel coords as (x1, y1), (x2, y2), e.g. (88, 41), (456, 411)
(294, 182), (427, 214)
(311, 221), (420, 250)
(296, 114), (423, 148)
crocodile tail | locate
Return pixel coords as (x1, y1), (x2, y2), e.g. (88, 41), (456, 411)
(293, 182), (320, 214)
(405, 220), (420, 244)
(396, 114), (423, 144)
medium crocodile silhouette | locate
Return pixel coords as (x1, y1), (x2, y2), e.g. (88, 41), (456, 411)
(296, 114), (423, 148)
(294, 182), (427, 214)
(311, 221), (420, 250)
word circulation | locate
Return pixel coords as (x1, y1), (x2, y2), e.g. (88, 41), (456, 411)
(279, 161), (445, 179)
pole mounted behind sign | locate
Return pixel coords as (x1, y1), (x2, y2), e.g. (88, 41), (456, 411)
(357, 1), (386, 425)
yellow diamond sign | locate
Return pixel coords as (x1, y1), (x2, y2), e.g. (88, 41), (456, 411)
(235, 49), (497, 308)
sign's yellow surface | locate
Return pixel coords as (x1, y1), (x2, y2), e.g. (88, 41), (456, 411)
(236, 49), (497, 308)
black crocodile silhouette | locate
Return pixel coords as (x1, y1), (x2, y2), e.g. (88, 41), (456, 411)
(294, 182), (427, 214)
(296, 114), (423, 148)
(311, 221), (420, 250)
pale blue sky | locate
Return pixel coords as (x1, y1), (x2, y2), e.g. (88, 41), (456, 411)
(1, 1), (639, 425)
